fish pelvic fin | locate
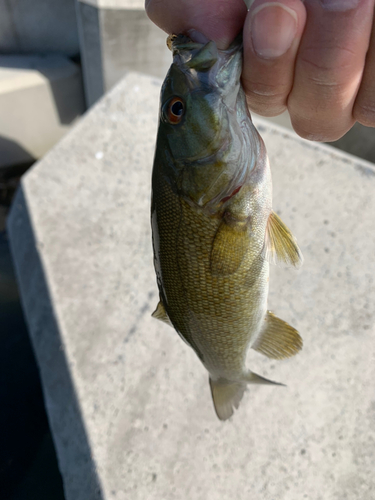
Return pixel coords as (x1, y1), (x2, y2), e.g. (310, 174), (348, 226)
(263, 211), (303, 268)
(151, 300), (173, 327)
(209, 372), (284, 421)
(252, 311), (303, 359)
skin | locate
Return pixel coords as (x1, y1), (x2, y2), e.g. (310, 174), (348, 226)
(146, 0), (375, 142)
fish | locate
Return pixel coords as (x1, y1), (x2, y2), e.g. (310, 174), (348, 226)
(150, 32), (303, 421)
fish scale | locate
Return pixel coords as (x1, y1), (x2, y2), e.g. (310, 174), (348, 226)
(153, 170), (269, 378)
(178, 195), (268, 371)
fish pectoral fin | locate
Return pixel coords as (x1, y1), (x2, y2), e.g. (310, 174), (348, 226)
(211, 221), (249, 276)
(252, 311), (303, 359)
(151, 300), (173, 327)
(209, 377), (247, 421)
(263, 211), (303, 268)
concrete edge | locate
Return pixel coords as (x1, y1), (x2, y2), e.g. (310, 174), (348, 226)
(21, 72), (132, 181)
(6, 187), (104, 500)
(253, 115), (375, 172)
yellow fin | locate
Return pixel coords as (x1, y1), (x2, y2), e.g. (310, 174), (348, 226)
(264, 211), (303, 268)
(252, 311), (303, 359)
(151, 300), (173, 327)
(211, 222), (249, 276)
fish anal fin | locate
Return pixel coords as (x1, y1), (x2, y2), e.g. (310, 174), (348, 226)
(263, 211), (303, 268)
(151, 300), (173, 327)
(252, 311), (303, 360)
(211, 221), (249, 276)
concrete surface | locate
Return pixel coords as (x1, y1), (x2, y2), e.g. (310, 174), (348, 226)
(76, 0), (170, 105)
(0, 0), (79, 56)
(254, 110), (375, 164)
(0, 55), (85, 169)
(7, 72), (375, 500)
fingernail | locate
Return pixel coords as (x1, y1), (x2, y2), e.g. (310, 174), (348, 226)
(320, 0), (359, 11)
(251, 3), (298, 59)
(244, 0), (254, 9)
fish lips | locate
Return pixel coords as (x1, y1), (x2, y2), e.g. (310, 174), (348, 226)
(170, 34), (243, 95)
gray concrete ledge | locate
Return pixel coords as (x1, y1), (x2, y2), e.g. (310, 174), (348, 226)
(0, 54), (85, 168)
(0, 0), (79, 55)
(8, 72), (375, 500)
(76, 1), (170, 106)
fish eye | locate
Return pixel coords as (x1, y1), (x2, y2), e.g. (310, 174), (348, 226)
(165, 97), (185, 124)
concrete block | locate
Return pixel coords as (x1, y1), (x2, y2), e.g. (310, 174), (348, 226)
(76, 0), (170, 106)
(0, 55), (85, 169)
(0, 0), (79, 56)
(7, 72), (375, 500)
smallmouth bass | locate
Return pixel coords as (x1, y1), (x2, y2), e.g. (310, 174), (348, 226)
(151, 33), (303, 421)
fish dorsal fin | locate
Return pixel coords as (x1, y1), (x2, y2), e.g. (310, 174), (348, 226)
(211, 221), (249, 276)
(263, 211), (303, 268)
(252, 311), (303, 359)
(152, 300), (173, 327)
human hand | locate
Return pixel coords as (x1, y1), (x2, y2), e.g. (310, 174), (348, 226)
(146, 0), (375, 142)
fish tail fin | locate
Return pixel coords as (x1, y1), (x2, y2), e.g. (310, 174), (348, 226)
(209, 372), (285, 421)
(245, 370), (286, 387)
(209, 377), (247, 421)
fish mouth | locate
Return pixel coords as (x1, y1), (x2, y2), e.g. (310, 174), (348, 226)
(167, 32), (256, 211)
(168, 32), (243, 92)
(168, 32), (242, 56)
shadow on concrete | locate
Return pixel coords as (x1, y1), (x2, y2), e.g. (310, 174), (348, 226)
(0, 230), (65, 500)
(7, 187), (104, 500)
(38, 60), (86, 125)
(0, 137), (35, 171)
(0, 55), (85, 126)
(330, 123), (375, 164)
